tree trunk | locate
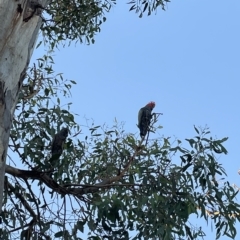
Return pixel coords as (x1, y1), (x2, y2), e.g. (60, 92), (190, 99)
(0, 0), (48, 213)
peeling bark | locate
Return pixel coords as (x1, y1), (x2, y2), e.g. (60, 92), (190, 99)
(0, 0), (49, 213)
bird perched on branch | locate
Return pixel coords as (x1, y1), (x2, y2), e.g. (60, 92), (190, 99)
(138, 101), (155, 138)
(50, 128), (69, 166)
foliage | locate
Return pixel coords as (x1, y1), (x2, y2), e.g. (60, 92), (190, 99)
(2, 64), (240, 239)
(128, 0), (170, 18)
(39, 0), (170, 47)
(1, 0), (240, 240)
(41, 0), (115, 46)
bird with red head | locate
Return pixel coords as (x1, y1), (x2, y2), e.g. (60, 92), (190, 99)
(138, 102), (156, 138)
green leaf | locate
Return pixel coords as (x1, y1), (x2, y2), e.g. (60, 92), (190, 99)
(194, 125), (199, 134)
(143, 2), (148, 12)
(77, 221), (85, 233)
(54, 231), (64, 238)
(185, 138), (195, 148)
(88, 219), (96, 231)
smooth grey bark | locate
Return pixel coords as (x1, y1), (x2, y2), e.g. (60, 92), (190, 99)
(0, 0), (49, 213)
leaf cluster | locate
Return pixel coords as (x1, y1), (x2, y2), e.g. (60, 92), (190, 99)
(128, 0), (171, 18)
(37, 0), (170, 47)
(41, 0), (116, 46)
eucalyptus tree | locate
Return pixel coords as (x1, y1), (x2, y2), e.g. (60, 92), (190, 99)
(0, 1), (240, 239)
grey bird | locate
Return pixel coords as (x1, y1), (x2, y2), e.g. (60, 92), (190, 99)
(138, 102), (155, 138)
(50, 128), (69, 166)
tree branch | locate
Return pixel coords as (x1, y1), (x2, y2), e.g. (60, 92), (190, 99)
(6, 180), (36, 219)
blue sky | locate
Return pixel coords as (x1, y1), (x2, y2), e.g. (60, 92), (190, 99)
(32, 0), (240, 238)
